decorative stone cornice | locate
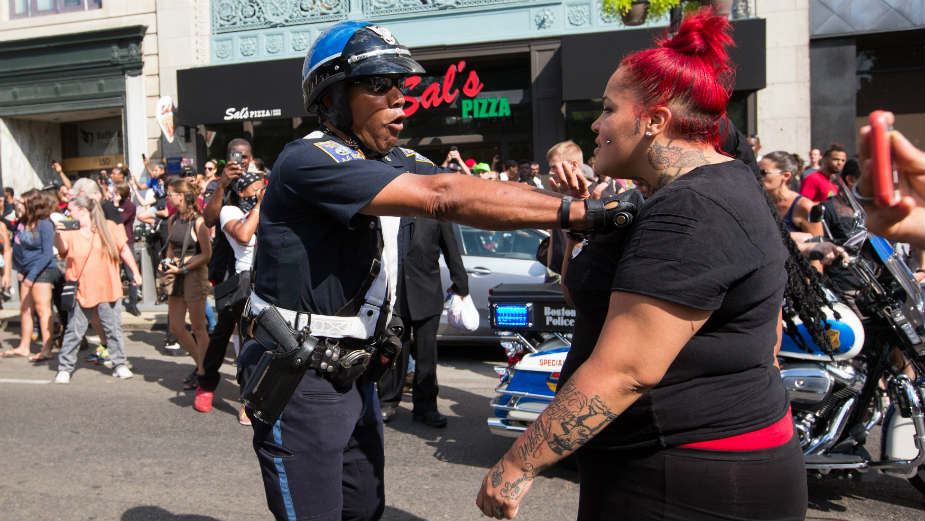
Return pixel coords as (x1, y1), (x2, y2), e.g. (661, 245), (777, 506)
(0, 25), (146, 82)
(212, 0), (348, 34)
(0, 26), (145, 117)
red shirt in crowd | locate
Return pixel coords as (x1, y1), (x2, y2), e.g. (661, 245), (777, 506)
(800, 171), (838, 203)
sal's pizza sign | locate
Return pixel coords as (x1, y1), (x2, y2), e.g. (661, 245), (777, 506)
(403, 61), (511, 120)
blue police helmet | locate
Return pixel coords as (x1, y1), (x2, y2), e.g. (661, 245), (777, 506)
(301, 22), (425, 113)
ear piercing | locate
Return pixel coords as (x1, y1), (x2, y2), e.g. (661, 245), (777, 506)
(605, 139), (613, 144)
(645, 131), (653, 137)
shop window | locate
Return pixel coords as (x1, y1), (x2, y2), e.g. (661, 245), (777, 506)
(10, 0), (100, 18)
(203, 118), (296, 172)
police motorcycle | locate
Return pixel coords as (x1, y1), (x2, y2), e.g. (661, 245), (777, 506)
(778, 182), (925, 491)
(486, 184), (925, 494)
(486, 283), (573, 437)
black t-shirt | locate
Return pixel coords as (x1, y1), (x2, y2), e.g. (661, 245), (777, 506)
(101, 200), (122, 224)
(254, 130), (441, 314)
(561, 160), (789, 451)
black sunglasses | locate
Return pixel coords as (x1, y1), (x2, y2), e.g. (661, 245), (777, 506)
(759, 168), (783, 177)
(349, 75), (404, 95)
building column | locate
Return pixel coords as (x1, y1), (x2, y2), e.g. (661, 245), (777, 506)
(810, 38), (857, 154)
(124, 71), (157, 306)
(530, 41), (564, 170)
(754, 0), (811, 157)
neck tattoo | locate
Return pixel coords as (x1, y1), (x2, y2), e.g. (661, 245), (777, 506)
(646, 139), (709, 193)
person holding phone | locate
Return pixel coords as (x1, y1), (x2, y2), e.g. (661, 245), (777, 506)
(53, 196), (142, 383)
(441, 146), (472, 175)
(855, 111), (925, 250)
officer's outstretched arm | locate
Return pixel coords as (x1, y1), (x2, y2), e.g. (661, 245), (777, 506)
(360, 172), (586, 231)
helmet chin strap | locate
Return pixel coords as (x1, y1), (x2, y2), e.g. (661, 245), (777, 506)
(317, 83), (353, 136)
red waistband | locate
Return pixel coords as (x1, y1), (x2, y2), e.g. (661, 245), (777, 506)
(679, 407), (793, 451)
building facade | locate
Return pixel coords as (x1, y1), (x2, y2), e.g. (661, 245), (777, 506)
(177, 0), (775, 171)
(0, 0), (210, 194)
(809, 0), (924, 155)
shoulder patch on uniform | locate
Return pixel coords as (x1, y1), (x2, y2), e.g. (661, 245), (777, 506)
(314, 140), (366, 163)
(399, 147), (434, 165)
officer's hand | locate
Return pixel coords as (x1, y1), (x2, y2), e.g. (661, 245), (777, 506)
(220, 162), (243, 188)
(476, 454), (534, 520)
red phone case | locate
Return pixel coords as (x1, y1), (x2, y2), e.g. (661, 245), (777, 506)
(868, 110), (897, 206)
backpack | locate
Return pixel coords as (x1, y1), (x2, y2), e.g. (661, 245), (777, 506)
(208, 230), (236, 284)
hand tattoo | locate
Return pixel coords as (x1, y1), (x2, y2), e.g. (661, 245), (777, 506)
(499, 463), (537, 501)
(646, 139), (709, 193)
(490, 458), (504, 488)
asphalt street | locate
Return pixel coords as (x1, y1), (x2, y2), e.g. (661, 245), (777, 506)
(0, 321), (922, 521)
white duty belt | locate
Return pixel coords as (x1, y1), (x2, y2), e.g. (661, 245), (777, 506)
(249, 216), (399, 341)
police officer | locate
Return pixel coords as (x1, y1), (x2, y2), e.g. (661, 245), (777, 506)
(237, 21), (631, 521)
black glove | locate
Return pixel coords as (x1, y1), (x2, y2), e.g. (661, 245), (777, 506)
(574, 188), (643, 237)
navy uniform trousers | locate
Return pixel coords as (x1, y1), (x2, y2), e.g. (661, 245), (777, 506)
(238, 339), (385, 521)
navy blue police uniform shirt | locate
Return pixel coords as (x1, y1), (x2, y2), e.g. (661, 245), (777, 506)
(254, 130), (442, 315)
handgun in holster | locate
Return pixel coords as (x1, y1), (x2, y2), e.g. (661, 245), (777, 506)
(240, 306), (316, 425)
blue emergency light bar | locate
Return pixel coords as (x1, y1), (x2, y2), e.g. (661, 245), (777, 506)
(494, 305), (530, 327)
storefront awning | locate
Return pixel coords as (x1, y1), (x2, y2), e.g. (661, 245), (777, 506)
(176, 57), (305, 125)
(561, 18), (766, 101)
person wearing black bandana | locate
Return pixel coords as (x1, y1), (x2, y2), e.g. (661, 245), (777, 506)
(194, 170), (265, 414)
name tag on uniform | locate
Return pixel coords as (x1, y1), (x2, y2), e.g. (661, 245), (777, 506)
(314, 140), (365, 163)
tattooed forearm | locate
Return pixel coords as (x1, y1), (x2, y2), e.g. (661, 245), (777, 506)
(499, 463), (537, 500)
(646, 140), (709, 192)
(542, 380), (618, 456)
(517, 414), (552, 462)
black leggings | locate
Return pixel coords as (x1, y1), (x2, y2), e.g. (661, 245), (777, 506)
(199, 299), (246, 391)
(576, 435), (807, 521)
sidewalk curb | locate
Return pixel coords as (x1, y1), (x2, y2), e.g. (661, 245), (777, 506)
(0, 310), (167, 331)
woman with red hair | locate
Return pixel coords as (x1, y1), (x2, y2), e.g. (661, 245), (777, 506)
(477, 11), (808, 520)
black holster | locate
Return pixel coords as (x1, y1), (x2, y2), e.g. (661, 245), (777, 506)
(364, 315), (404, 383)
(241, 306), (315, 425)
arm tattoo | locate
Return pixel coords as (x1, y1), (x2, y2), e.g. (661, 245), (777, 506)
(543, 380), (618, 455)
(517, 411), (552, 462)
(646, 140), (709, 193)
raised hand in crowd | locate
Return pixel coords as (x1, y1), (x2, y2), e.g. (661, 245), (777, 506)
(857, 111), (925, 249)
(51, 160), (71, 190)
(443, 148), (472, 175)
(202, 158), (243, 228)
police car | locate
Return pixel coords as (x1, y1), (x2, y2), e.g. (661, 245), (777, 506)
(436, 225), (548, 344)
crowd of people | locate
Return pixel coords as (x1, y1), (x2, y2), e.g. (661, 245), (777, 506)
(0, 140), (269, 424)
(437, 145), (635, 195)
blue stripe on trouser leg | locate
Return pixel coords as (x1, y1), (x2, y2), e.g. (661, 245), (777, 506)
(272, 414), (297, 521)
